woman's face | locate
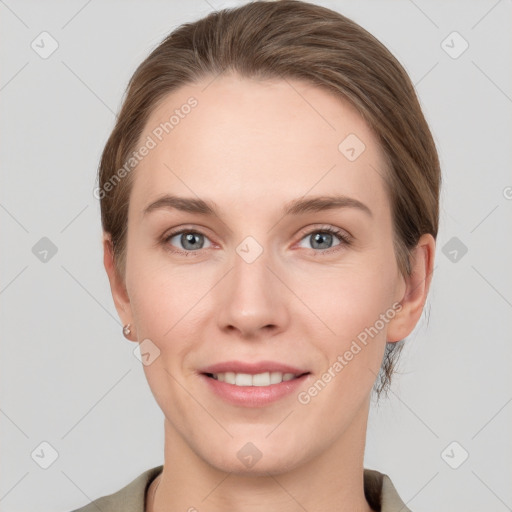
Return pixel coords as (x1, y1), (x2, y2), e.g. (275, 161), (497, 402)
(110, 74), (414, 474)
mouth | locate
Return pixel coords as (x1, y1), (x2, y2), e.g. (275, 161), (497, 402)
(198, 362), (311, 407)
(198, 360), (313, 407)
(204, 371), (309, 387)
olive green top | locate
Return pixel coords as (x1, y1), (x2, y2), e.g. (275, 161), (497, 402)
(71, 465), (412, 512)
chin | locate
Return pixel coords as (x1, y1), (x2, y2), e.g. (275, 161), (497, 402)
(199, 435), (310, 476)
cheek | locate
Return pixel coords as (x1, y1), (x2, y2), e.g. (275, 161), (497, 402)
(125, 248), (218, 385)
(127, 257), (200, 419)
(126, 248), (193, 344)
(296, 265), (395, 414)
(299, 259), (398, 344)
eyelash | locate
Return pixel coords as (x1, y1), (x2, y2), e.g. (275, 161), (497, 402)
(161, 225), (352, 257)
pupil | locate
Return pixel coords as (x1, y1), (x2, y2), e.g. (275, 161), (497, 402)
(183, 233), (202, 250)
(313, 232), (331, 249)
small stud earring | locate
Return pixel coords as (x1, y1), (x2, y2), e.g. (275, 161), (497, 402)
(123, 324), (131, 338)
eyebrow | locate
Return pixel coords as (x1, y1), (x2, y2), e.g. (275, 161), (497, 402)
(143, 194), (372, 218)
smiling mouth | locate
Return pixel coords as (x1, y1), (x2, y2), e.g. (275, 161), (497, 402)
(204, 371), (309, 386)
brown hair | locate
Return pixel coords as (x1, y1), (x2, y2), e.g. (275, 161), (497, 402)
(98, 0), (441, 397)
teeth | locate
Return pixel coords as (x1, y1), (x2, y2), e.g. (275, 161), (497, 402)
(211, 371), (298, 386)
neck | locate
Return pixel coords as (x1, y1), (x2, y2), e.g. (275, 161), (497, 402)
(148, 399), (373, 512)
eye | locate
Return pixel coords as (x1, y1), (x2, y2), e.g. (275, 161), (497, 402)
(164, 229), (213, 254)
(297, 226), (352, 254)
(162, 225), (352, 256)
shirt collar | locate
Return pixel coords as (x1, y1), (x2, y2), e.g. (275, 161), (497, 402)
(71, 465), (411, 512)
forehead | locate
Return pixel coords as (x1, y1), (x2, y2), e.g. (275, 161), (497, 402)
(129, 74), (390, 220)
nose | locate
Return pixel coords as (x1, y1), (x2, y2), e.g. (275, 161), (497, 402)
(215, 244), (290, 340)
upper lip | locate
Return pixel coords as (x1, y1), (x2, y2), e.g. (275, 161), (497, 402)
(199, 360), (309, 375)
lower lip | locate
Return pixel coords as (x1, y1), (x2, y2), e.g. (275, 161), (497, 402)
(200, 373), (310, 407)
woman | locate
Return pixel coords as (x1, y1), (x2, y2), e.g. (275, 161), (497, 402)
(75, 1), (439, 510)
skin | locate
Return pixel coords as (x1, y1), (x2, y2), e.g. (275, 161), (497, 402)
(103, 73), (435, 512)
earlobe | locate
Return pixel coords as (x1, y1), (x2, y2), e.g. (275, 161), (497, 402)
(386, 234), (435, 343)
(102, 234), (137, 341)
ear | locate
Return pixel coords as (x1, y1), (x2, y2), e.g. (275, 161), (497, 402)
(387, 233), (436, 343)
(103, 233), (137, 342)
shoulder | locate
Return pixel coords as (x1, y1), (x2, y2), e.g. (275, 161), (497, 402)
(363, 468), (412, 512)
(69, 465), (163, 512)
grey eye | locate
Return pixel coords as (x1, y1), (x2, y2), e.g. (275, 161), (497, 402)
(298, 230), (342, 250)
(168, 231), (212, 251)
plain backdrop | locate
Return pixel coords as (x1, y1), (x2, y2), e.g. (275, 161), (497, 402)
(1, 1), (511, 511)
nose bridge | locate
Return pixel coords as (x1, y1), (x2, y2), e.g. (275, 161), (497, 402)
(231, 236), (275, 304)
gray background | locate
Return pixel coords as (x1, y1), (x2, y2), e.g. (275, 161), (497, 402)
(1, 1), (511, 511)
